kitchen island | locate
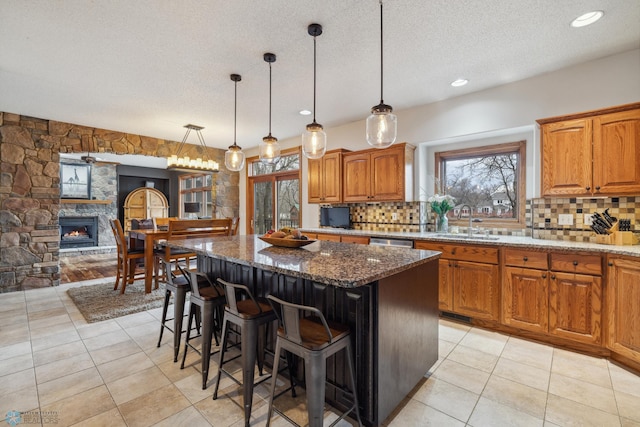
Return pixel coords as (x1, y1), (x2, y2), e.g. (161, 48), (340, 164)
(167, 234), (441, 426)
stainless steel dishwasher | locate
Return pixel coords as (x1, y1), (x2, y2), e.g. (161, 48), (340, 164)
(369, 237), (414, 248)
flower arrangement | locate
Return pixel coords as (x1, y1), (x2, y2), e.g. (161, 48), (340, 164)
(428, 194), (455, 215)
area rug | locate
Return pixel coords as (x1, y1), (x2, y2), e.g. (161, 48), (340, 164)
(67, 279), (167, 323)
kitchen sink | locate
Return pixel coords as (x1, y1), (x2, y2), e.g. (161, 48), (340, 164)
(437, 233), (500, 241)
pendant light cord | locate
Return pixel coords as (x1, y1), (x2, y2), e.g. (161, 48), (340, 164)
(233, 79), (237, 145)
(313, 35), (317, 124)
(268, 61), (273, 134)
(379, 0), (384, 104)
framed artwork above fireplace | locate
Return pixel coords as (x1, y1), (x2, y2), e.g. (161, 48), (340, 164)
(61, 162), (91, 199)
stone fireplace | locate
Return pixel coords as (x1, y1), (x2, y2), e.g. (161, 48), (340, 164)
(59, 216), (99, 248)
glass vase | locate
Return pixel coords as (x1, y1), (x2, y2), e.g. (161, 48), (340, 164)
(436, 214), (449, 233)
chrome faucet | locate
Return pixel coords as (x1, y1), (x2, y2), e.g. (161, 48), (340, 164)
(458, 204), (473, 237)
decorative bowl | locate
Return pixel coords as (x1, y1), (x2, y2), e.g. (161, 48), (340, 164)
(258, 236), (316, 248)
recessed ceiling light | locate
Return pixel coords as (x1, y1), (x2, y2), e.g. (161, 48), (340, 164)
(299, 109), (312, 116)
(571, 11), (604, 28)
(451, 78), (468, 87)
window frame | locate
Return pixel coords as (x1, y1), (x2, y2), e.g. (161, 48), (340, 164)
(246, 147), (302, 234)
(178, 172), (214, 218)
(434, 140), (526, 228)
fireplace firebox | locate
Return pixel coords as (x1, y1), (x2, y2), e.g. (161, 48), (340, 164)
(59, 216), (99, 248)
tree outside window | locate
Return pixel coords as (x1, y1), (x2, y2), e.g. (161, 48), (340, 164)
(435, 141), (526, 226)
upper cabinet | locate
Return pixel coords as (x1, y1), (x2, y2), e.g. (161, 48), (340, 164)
(308, 149), (349, 204)
(539, 103), (640, 197)
(342, 143), (415, 203)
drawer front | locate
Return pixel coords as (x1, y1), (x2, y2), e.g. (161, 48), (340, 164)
(414, 241), (499, 264)
(341, 235), (370, 245)
(316, 233), (341, 242)
(550, 253), (602, 275)
(504, 248), (548, 269)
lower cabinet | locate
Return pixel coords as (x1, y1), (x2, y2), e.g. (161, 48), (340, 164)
(606, 256), (640, 365)
(503, 249), (602, 345)
(549, 271), (602, 345)
(503, 265), (549, 334)
(415, 241), (500, 321)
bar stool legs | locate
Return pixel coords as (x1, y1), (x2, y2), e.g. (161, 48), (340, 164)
(266, 295), (362, 427)
(156, 260), (190, 362)
(213, 279), (280, 427)
(178, 267), (226, 389)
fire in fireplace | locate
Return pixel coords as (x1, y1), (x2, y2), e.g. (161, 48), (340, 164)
(59, 216), (99, 249)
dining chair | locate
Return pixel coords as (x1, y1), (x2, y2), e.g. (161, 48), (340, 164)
(154, 218), (233, 288)
(109, 218), (146, 294)
(230, 216), (240, 235)
(152, 216), (177, 230)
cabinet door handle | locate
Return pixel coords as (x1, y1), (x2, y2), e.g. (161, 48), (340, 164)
(542, 273), (547, 279)
(551, 274), (556, 280)
(573, 261), (578, 266)
(595, 186), (601, 191)
(523, 256), (528, 262)
(586, 186), (591, 191)
(608, 262), (613, 267)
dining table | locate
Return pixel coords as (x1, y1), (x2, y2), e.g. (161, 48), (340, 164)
(128, 228), (168, 293)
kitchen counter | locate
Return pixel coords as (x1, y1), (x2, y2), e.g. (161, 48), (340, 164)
(304, 228), (640, 257)
(167, 234), (440, 287)
(167, 234), (440, 425)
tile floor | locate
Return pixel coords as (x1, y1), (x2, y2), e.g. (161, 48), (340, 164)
(1, 279), (639, 427)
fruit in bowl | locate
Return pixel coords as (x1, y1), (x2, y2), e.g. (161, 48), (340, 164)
(262, 228), (308, 240)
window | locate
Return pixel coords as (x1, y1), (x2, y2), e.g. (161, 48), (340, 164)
(247, 149), (301, 234)
(179, 173), (213, 218)
(435, 141), (526, 227)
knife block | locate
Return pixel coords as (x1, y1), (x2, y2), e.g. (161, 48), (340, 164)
(593, 230), (638, 245)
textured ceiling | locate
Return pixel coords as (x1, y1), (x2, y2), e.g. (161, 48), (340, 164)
(1, 0), (639, 151)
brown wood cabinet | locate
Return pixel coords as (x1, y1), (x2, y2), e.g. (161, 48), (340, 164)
(539, 103), (640, 197)
(503, 249), (602, 345)
(414, 241), (500, 321)
(310, 232), (369, 245)
(606, 256), (640, 365)
(503, 249), (549, 334)
(308, 149), (348, 203)
(123, 187), (169, 233)
(341, 235), (370, 245)
(549, 253), (603, 345)
(343, 143), (414, 202)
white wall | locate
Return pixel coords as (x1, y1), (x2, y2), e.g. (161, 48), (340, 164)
(239, 49), (640, 234)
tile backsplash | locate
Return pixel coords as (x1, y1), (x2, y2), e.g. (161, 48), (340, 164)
(321, 196), (639, 244)
(531, 196), (639, 243)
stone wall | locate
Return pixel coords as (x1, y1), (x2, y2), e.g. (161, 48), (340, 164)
(0, 111), (239, 292)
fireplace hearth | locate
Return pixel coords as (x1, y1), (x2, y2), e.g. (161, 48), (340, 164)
(59, 216), (99, 248)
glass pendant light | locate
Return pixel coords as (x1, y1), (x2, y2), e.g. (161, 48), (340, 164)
(225, 73), (246, 172)
(302, 23), (327, 160)
(366, 0), (397, 149)
(259, 53), (281, 164)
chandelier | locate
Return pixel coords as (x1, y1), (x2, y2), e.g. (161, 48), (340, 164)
(167, 124), (220, 173)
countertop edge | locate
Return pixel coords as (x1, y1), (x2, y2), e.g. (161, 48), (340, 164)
(167, 237), (442, 288)
(302, 228), (640, 257)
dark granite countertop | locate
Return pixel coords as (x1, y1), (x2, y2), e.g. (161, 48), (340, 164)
(303, 228), (640, 257)
(167, 234), (441, 288)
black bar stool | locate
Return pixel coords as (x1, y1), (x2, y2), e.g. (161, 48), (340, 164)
(179, 266), (226, 389)
(212, 278), (280, 427)
(265, 295), (362, 427)
(156, 259), (191, 362)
